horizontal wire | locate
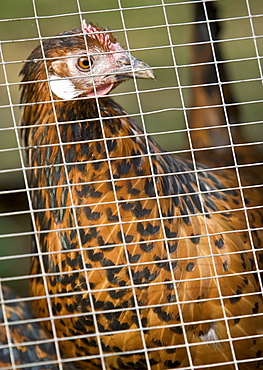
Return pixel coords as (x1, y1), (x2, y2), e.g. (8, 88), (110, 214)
(0, 128), (262, 159)
(1, 186), (262, 221)
(1, 281), (263, 333)
(1, 36), (263, 70)
(1, 310), (263, 368)
(0, 179), (262, 227)
(1, 10), (263, 44)
(1, 292), (263, 336)
(1, 94), (263, 120)
(1, 221), (263, 268)
(0, 137), (263, 177)
(1, 95), (263, 136)
(2, 273), (262, 307)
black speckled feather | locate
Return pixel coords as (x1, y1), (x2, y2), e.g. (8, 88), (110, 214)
(0, 285), (62, 369)
(20, 21), (263, 370)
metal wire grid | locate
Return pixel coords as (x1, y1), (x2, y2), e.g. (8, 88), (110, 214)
(0, 0), (263, 369)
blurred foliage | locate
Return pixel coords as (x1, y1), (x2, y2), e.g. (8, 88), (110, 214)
(0, 0), (263, 296)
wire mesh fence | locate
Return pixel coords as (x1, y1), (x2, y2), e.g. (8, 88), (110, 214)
(0, 0), (263, 369)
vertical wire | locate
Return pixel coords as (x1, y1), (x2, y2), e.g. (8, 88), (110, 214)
(0, 280), (16, 369)
(162, 0), (240, 368)
(32, 0), (108, 368)
(202, 0), (263, 366)
(197, 2), (238, 367)
(74, 2), (112, 368)
(0, 41), (18, 370)
(118, 0), (195, 368)
(77, 1), (153, 367)
(245, 0), (263, 83)
(244, 0), (263, 308)
(160, 0), (205, 367)
(111, 3), (152, 367)
(29, 2), (66, 369)
(1, 36), (63, 369)
(204, 0), (263, 292)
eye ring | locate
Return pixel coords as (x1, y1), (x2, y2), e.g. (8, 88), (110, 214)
(77, 56), (92, 70)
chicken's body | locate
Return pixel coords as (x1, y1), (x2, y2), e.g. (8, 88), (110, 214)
(20, 22), (263, 369)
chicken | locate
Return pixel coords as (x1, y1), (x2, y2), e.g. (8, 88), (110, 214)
(0, 285), (60, 369)
(20, 20), (263, 369)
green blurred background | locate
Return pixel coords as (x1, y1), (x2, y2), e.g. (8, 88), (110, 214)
(0, 0), (262, 296)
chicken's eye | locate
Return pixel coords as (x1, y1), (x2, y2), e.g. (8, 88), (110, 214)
(77, 57), (92, 70)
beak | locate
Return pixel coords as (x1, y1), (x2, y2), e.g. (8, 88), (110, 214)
(131, 56), (156, 80)
(132, 57), (156, 80)
(116, 54), (156, 81)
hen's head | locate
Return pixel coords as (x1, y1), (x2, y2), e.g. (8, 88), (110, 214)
(20, 20), (155, 102)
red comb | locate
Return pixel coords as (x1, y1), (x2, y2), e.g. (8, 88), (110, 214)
(82, 19), (122, 52)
